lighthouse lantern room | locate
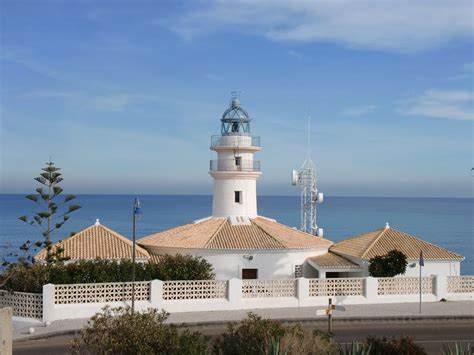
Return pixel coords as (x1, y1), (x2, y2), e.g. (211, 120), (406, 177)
(210, 95), (262, 219)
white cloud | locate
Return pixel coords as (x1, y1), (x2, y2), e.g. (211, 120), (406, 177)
(402, 89), (474, 121)
(165, 0), (473, 52)
(340, 105), (376, 116)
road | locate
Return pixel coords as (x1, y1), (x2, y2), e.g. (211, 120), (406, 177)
(13, 319), (474, 354)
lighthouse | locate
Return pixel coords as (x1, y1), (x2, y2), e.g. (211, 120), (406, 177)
(209, 95), (262, 219)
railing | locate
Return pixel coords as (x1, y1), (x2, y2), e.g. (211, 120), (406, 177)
(54, 281), (151, 304)
(447, 276), (474, 293)
(162, 280), (228, 300)
(211, 135), (261, 148)
(377, 277), (434, 295)
(210, 159), (261, 172)
(0, 290), (42, 319)
(242, 280), (296, 298)
(309, 278), (365, 297)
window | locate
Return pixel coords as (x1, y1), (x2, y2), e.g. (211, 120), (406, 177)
(235, 156), (241, 166)
(242, 269), (258, 279)
(234, 191), (242, 204)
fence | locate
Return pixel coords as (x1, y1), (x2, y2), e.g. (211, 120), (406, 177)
(54, 281), (150, 304)
(447, 276), (474, 293)
(377, 277), (434, 295)
(0, 290), (42, 320)
(309, 278), (364, 297)
(162, 280), (227, 300)
(2, 275), (473, 322)
(242, 279), (296, 298)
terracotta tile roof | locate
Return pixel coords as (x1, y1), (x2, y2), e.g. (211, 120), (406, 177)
(309, 252), (361, 269)
(330, 226), (464, 261)
(138, 216), (332, 251)
(35, 222), (150, 261)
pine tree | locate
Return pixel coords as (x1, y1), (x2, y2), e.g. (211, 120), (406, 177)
(18, 159), (81, 263)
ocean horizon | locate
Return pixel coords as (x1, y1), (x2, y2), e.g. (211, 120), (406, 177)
(1, 194), (472, 275)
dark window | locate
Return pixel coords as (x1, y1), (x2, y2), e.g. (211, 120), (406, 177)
(235, 156), (241, 166)
(234, 191), (242, 203)
(242, 269), (258, 279)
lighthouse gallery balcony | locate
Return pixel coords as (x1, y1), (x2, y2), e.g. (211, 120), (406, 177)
(210, 159), (261, 172)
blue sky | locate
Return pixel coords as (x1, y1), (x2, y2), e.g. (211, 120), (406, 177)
(1, 0), (473, 197)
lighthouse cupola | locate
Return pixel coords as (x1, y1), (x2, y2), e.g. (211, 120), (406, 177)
(221, 97), (251, 136)
(210, 95), (262, 218)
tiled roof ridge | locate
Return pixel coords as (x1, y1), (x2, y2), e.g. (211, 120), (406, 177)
(381, 228), (464, 260)
(361, 227), (389, 259)
(249, 218), (287, 248)
(203, 218), (231, 248)
(97, 223), (149, 258)
(35, 223), (97, 259)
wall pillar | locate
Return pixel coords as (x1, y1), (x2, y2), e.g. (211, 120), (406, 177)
(228, 278), (242, 309)
(297, 277), (309, 307)
(0, 307), (12, 355)
(365, 277), (378, 300)
(434, 275), (448, 300)
(42, 283), (55, 323)
(150, 280), (163, 309)
(319, 271), (326, 279)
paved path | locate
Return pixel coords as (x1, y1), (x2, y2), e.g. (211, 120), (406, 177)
(13, 301), (474, 341)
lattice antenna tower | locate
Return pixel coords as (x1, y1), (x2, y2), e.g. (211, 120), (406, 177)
(291, 115), (324, 237)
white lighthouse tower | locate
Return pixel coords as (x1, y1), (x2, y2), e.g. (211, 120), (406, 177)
(210, 94), (262, 219)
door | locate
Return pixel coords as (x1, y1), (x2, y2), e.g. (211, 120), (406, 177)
(242, 268), (258, 279)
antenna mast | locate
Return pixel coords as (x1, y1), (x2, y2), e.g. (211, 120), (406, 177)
(291, 114), (324, 237)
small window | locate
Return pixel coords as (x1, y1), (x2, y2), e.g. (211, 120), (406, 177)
(234, 191), (242, 204)
(235, 156), (241, 166)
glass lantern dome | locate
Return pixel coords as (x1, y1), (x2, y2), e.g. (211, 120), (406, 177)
(221, 97), (251, 136)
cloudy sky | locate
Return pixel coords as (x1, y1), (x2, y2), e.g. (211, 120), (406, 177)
(1, 0), (473, 197)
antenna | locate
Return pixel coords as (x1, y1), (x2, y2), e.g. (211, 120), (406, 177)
(291, 114), (324, 237)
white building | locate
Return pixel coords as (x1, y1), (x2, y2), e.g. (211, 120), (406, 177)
(309, 223), (463, 278)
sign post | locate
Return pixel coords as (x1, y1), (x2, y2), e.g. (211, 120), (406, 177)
(315, 298), (345, 336)
(419, 250), (424, 314)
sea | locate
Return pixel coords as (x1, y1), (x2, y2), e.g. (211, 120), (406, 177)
(0, 195), (472, 275)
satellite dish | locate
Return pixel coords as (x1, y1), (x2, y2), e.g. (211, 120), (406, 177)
(291, 170), (299, 185)
(316, 192), (324, 204)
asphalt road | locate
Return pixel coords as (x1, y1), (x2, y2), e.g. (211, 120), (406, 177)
(13, 319), (474, 355)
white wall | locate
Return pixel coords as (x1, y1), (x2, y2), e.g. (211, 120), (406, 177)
(148, 247), (329, 279)
(211, 176), (259, 217)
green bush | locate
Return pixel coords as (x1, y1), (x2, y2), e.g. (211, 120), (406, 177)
(1, 255), (215, 293)
(365, 336), (426, 355)
(213, 313), (337, 355)
(71, 306), (209, 355)
(368, 250), (408, 277)
(157, 254), (215, 280)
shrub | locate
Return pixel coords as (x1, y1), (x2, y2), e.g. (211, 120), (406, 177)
(1, 255), (215, 293)
(157, 254), (215, 281)
(368, 250), (408, 277)
(213, 313), (337, 355)
(365, 336), (427, 355)
(71, 306), (209, 355)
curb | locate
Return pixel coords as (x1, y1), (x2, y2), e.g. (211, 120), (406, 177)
(14, 315), (474, 342)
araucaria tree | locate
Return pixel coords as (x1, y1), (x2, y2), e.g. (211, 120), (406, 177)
(369, 249), (408, 277)
(19, 160), (81, 263)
